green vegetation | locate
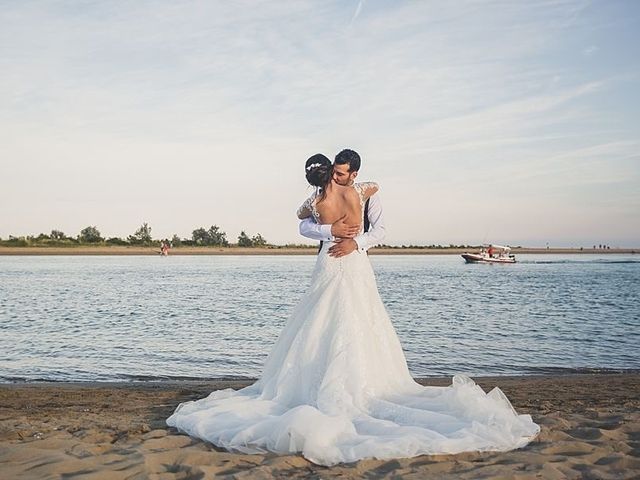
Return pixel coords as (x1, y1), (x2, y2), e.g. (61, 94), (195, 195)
(0, 226), (494, 250)
(127, 222), (153, 245)
(79, 226), (103, 243)
(191, 225), (229, 247)
(171, 234), (182, 247)
(237, 231), (267, 247)
(0, 224), (270, 248)
(0, 229), (79, 247)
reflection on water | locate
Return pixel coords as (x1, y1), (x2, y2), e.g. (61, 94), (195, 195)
(0, 254), (638, 382)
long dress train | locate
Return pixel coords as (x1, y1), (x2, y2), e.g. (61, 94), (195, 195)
(166, 232), (540, 465)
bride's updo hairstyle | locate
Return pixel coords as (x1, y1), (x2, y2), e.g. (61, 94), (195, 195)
(305, 154), (333, 189)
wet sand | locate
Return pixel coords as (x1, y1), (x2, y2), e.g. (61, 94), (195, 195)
(1, 374), (639, 479)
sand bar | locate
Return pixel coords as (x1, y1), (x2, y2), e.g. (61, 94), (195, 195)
(1, 374), (638, 479)
(0, 246), (637, 255)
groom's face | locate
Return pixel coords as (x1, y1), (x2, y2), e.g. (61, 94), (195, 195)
(332, 163), (358, 186)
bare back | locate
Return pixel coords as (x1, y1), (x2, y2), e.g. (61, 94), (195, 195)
(296, 181), (379, 228)
(315, 184), (362, 226)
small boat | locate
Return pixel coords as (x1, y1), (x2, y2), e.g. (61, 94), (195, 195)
(462, 245), (516, 264)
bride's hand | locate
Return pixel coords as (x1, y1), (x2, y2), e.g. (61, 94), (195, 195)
(331, 215), (360, 238)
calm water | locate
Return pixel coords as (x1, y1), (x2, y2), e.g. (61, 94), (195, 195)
(0, 254), (638, 382)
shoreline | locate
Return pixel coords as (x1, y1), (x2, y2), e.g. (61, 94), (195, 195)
(1, 371), (637, 390)
(3, 367), (640, 386)
(1, 373), (639, 478)
(2, 371), (637, 389)
(0, 246), (637, 255)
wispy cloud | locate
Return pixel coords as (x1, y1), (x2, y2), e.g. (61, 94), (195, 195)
(350, 0), (366, 24)
(0, 0), (638, 245)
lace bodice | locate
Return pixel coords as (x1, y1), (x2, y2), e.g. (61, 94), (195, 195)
(353, 182), (378, 208)
(296, 182), (378, 223)
(297, 190), (322, 222)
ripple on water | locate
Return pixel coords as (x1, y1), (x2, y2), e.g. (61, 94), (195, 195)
(0, 254), (638, 381)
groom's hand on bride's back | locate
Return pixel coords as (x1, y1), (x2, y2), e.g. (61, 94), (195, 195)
(328, 238), (358, 257)
(331, 215), (360, 239)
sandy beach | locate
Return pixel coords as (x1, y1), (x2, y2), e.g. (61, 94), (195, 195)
(0, 246), (636, 256)
(1, 374), (638, 479)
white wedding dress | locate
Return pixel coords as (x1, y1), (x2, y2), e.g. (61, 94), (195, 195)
(166, 184), (540, 466)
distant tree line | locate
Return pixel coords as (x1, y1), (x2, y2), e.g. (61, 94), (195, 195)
(377, 244), (480, 249)
(0, 223), (270, 248)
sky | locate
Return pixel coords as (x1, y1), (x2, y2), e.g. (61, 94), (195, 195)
(1, 0), (639, 247)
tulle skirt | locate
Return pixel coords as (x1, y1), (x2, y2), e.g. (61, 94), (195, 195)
(166, 243), (539, 465)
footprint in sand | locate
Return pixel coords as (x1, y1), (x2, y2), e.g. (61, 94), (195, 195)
(541, 440), (595, 457)
(566, 427), (603, 441)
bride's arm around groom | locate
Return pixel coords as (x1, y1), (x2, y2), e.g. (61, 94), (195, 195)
(299, 186), (386, 255)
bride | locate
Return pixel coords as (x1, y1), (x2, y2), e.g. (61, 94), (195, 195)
(166, 155), (540, 466)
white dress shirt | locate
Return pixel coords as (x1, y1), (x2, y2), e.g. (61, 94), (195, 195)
(298, 191), (386, 253)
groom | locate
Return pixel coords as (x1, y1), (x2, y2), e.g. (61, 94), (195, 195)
(299, 149), (386, 258)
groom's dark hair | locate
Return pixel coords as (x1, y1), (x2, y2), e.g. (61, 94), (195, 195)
(335, 149), (361, 172)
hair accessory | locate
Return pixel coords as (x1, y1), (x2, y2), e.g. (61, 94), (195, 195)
(306, 163), (322, 171)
